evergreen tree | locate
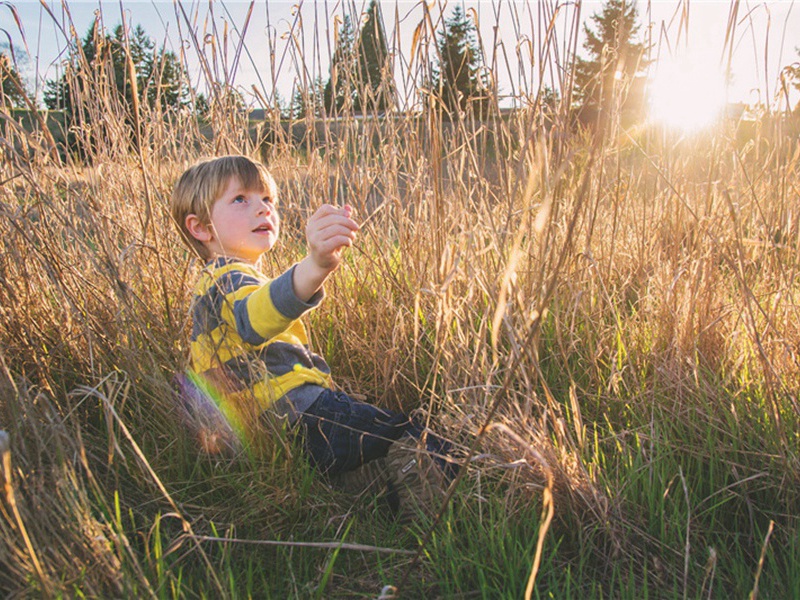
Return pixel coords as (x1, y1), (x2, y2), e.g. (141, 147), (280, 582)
(290, 77), (325, 119)
(324, 0), (393, 115)
(432, 6), (488, 119)
(45, 21), (187, 113)
(44, 19), (190, 156)
(0, 50), (28, 108)
(572, 0), (649, 128)
(324, 14), (357, 114)
(193, 92), (211, 119)
(357, 0), (392, 113)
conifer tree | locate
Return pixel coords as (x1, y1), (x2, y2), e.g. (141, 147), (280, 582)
(291, 77), (326, 119)
(324, 14), (357, 114)
(43, 20), (190, 157)
(324, 0), (392, 115)
(572, 0), (649, 128)
(45, 21), (187, 114)
(432, 6), (488, 119)
(357, 0), (392, 113)
(0, 49), (28, 108)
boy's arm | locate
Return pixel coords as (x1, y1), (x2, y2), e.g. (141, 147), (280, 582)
(229, 204), (357, 344)
(292, 204), (359, 303)
(218, 267), (302, 345)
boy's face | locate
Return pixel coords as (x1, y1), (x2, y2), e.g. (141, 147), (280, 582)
(189, 176), (280, 263)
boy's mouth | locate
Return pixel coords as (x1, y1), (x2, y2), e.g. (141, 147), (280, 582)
(252, 223), (272, 233)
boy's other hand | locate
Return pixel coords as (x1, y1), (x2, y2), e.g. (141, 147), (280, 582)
(306, 204), (360, 272)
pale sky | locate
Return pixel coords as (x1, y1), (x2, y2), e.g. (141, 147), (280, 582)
(3, 0), (799, 112)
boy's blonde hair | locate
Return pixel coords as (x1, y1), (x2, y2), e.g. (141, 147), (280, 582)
(171, 155), (278, 261)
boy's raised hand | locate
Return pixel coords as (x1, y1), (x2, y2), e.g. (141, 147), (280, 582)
(306, 204), (359, 270)
(292, 204), (359, 302)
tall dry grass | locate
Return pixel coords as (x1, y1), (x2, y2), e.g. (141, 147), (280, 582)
(0, 0), (798, 596)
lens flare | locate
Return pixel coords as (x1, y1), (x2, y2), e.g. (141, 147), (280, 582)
(174, 371), (245, 456)
(649, 55), (728, 132)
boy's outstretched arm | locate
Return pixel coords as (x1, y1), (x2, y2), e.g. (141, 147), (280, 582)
(292, 204), (359, 302)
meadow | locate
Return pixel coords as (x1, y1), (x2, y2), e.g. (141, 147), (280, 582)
(1, 1), (799, 597)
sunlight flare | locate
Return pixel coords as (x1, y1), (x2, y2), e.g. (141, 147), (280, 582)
(649, 55), (728, 132)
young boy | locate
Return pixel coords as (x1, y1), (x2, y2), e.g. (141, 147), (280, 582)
(171, 155), (452, 519)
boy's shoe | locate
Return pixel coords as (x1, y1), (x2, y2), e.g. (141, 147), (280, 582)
(385, 433), (448, 523)
(329, 457), (389, 497)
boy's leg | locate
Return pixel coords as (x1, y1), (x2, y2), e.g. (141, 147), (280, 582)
(297, 389), (456, 518)
(297, 389), (412, 476)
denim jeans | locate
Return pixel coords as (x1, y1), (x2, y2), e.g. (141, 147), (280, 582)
(297, 389), (450, 477)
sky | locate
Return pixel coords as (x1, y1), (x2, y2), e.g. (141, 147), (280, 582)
(3, 0), (799, 114)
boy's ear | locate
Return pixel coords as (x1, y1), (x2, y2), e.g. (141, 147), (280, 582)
(185, 214), (213, 242)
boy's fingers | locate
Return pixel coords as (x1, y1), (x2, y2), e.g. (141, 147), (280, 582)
(312, 204), (359, 226)
(307, 205), (358, 267)
(314, 203), (346, 216)
(309, 215), (360, 235)
(314, 233), (357, 252)
(315, 220), (359, 236)
(315, 211), (359, 225)
(321, 236), (354, 251)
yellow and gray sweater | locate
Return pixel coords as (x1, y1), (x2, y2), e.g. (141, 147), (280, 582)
(189, 257), (332, 425)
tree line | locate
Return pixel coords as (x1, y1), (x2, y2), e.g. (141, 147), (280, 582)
(1, 0), (488, 120)
(3, 0), (800, 149)
(259, 1), (490, 121)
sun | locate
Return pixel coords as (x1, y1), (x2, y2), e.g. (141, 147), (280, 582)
(648, 55), (729, 132)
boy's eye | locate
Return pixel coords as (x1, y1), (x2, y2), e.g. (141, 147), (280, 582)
(233, 195), (246, 204)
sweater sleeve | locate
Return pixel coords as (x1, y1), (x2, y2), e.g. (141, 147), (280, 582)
(232, 264), (324, 345)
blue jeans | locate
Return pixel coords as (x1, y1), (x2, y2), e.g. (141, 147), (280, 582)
(297, 389), (451, 477)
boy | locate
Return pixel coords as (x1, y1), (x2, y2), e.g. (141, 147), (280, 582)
(171, 155), (452, 520)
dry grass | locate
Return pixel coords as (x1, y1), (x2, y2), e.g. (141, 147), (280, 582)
(1, 0), (799, 596)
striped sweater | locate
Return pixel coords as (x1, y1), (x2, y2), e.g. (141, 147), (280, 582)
(189, 257), (331, 425)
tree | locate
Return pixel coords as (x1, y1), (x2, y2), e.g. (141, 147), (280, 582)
(290, 77), (326, 120)
(0, 49), (29, 108)
(572, 0), (649, 128)
(0, 49), (31, 150)
(324, 14), (357, 114)
(44, 20), (190, 156)
(357, 0), (392, 113)
(324, 0), (393, 115)
(45, 21), (188, 112)
(432, 6), (489, 119)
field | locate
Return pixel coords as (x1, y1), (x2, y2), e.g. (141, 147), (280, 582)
(1, 2), (799, 597)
